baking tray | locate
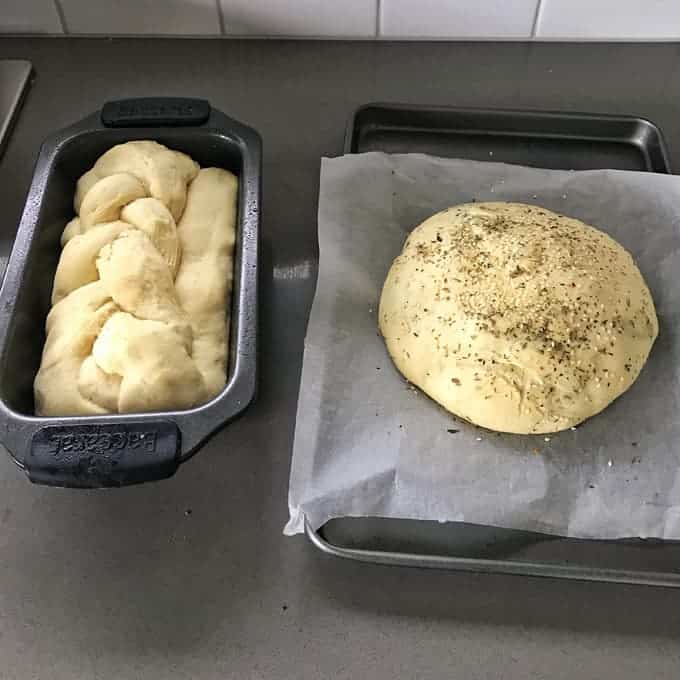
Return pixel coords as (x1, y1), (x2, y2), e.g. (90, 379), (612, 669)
(344, 103), (671, 172)
(305, 102), (680, 586)
(0, 97), (261, 488)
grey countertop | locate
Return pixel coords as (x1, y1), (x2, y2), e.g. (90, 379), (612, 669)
(1, 37), (680, 680)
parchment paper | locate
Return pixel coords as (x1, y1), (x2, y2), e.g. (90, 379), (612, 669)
(285, 152), (680, 539)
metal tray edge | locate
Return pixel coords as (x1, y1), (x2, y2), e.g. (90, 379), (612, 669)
(305, 521), (680, 587)
(343, 102), (672, 174)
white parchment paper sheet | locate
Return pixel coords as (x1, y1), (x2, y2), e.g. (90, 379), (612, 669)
(286, 152), (680, 539)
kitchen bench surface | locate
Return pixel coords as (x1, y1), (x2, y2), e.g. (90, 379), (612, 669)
(0, 37), (679, 680)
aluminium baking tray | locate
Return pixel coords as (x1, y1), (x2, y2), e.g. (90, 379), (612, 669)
(0, 97), (261, 488)
(305, 102), (680, 586)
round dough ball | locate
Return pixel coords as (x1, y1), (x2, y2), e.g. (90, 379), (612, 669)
(379, 202), (658, 434)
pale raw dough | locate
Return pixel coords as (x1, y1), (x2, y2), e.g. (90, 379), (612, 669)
(379, 202), (658, 434)
(175, 167), (238, 397)
(34, 141), (238, 416)
(74, 140), (199, 220)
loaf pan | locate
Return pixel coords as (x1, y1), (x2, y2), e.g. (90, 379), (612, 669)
(0, 97), (261, 488)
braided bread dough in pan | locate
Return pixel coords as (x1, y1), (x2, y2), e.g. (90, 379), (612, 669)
(34, 141), (237, 415)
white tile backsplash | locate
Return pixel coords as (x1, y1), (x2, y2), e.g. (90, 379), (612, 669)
(60, 0), (221, 35)
(219, 0), (377, 37)
(380, 0), (539, 39)
(1, 0), (63, 34)
(5, 0), (680, 39)
(536, 0), (680, 40)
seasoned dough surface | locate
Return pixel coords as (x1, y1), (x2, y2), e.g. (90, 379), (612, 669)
(379, 202), (658, 434)
(35, 141), (238, 415)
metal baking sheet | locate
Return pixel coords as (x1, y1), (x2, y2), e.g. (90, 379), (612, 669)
(344, 103), (671, 173)
(306, 103), (680, 586)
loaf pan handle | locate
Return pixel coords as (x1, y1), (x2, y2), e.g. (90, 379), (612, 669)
(101, 97), (211, 127)
(24, 421), (181, 488)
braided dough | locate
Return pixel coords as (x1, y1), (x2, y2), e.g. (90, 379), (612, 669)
(379, 202), (658, 434)
(34, 141), (238, 415)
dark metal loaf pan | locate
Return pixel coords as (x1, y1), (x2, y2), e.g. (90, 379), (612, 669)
(0, 97), (261, 488)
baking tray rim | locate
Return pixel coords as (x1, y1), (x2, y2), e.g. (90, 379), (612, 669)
(306, 521), (680, 587)
(343, 101), (672, 174)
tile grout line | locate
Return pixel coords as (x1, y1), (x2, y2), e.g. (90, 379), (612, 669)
(215, 0), (226, 36)
(375, 0), (382, 38)
(53, 0), (68, 34)
(530, 0), (543, 38)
